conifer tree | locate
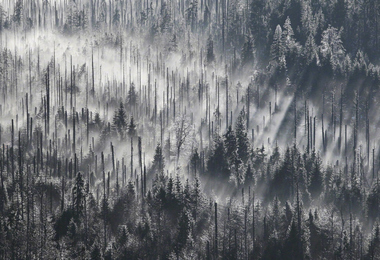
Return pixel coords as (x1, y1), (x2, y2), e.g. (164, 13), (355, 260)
(207, 133), (229, 180)
(270, 25), (286, 68)
(241, 36), (254, 68)
(309, 152), (323, 200)
(112, 102), (127, 140)
(206, 35), (215, 65)
(235, 108), (250, 164)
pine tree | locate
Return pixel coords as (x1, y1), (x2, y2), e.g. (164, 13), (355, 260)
(13, 0), (23, 27)
(367, 223), (380, 260)
(271, 147), (293, 202)
(241, 36), (254, 68)
(224, 125), (238, 171)
(191, 177), (201, 221)
(245, 163), (254, 185)
(72, 172), (85, 220)
(112, 102), (127, 140)
(282, 220), (303, 259)
(127, 82), (138, 109)
(309, 152), (323, 200)
(252, 145), (266, 170)
(270, 142), (281, 166)
(174, 209), (190, 257)
(206, 35), (215, 65)
(207, 133), (229, 180)
(270, 25), (286, 68)
(282, 17), (300, 67)
(235, 108), (250, 164)
(190, 148), (201, 176)
(367, 181), (380, 222)
(128, 116), (137, 139)
(249, 0), (267, 54)
(303, 33), (318, 65)
(320, 25), (345, 71)
(151, 144), (165, 175)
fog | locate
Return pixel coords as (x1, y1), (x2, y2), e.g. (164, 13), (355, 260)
(2, 0), (380, 258)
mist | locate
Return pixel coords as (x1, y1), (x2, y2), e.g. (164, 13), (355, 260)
(1, 0), (380, 259)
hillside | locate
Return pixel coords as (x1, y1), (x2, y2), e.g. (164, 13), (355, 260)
(1, 0), (380, 259)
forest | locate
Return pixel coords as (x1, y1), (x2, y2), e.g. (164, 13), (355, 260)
(1, 0), (380, 259)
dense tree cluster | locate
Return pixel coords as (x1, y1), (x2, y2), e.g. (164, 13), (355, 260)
(2, 123), (380, 259)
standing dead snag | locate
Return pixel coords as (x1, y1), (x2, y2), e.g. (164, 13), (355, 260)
(226, 73), (229, 129)
(174, 114), (193, 163)
(215, 202), (218, 257)
(247, 83), (250, 130)
(339, 87), (343, 154)
(11, 119), (14, 184)
(138, 136), (143, 194)
(101, 151), (107, 252)
(294, 94), (297, 141)
(131, 137), (133, 179)
(252, 191), (255, 257)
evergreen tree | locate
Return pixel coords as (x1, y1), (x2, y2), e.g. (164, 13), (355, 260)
(367, 223), (380, 260)
(151, 144), (165, 175)
(320, 25), (345, 71)
(249, 0), (267, 55)
(309, 153), (324, 200)
(224, 125), (238, 171)
(271, 147), (293, 202)
(127, 82), (138, 109)
(235, 108), (250, 164)
(252, 145), (267, 170)
(174, 209), (190, 257)
(207, 133), (229, 180)
(241, 36), (254, 68)
(270, 142), (281, 166)
(303, 33), (318, 65)
(72, 172), (86, 220)
(245, 163), (254, 185)
(367, 181), (380, 222)
(190, 148), (201, 176)
(270, 24), (286, 68)
(206, 35), (215, 65)
(112, 102), (127, 140)
(128, 116), (137, 139)
(282, 220), (303, 260)
(12, 0), (23, 27)
(282, 17), (300, 67)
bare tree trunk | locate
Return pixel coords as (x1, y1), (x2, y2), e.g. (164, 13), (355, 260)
(215, 202), (218, 257)
(131, 137), (134, 180)
(247, 85), (250, 130)
(252, 192), (255, 258)
(226, 74), (228, 129)
(102, 151), (107, 252)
